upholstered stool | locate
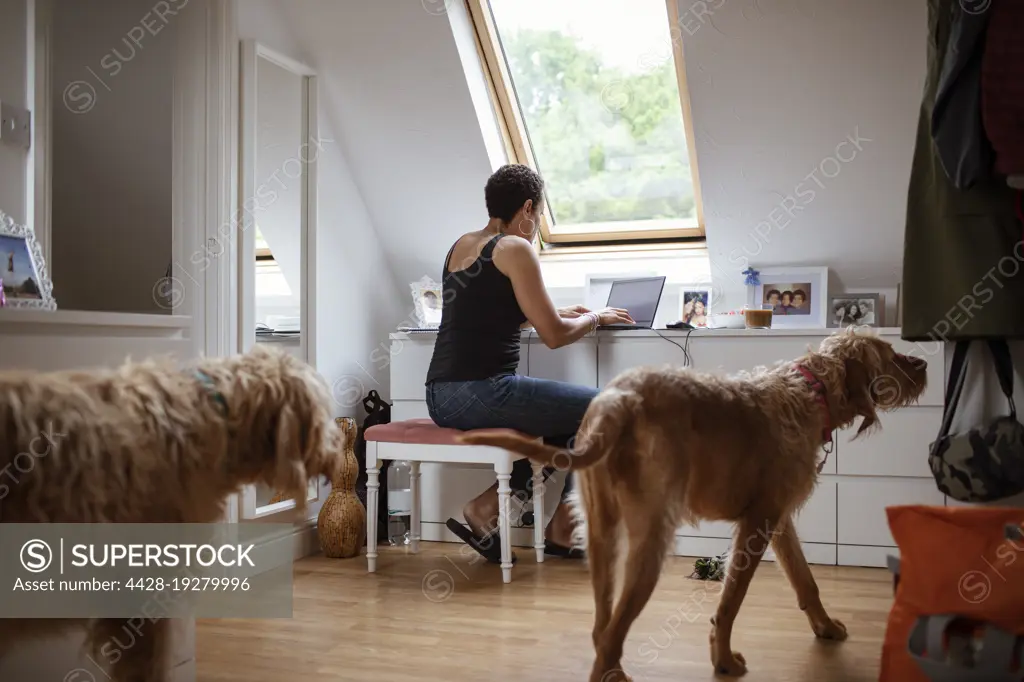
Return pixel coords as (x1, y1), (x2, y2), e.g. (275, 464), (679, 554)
(363, 419), (545, 584)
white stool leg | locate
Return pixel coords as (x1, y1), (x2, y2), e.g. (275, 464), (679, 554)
(495, 455), (514, 584)
(366, 443), (380, 573)
(410, 460), (421, 554)
(532, 461), (546, 564)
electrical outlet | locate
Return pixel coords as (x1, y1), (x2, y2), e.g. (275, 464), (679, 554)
(0, 100), (32, 149)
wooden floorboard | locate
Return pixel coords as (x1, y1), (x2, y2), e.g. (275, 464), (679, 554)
(196, 542), (893, 681)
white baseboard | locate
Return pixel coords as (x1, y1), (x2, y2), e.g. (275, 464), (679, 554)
(672, 536), (838, 566)
(411, 521), (840, 566)
(837, 544), (898, 568)
(319, 520), (894, 569)
(246, 518), (321, 572)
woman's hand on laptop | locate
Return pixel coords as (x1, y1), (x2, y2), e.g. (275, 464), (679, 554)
(596, 307), (635, 325)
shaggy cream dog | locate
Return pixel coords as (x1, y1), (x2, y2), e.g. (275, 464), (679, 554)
(0, 345), (343, 682)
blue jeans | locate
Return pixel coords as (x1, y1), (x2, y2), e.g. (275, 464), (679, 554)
(426, 374), (599, 502)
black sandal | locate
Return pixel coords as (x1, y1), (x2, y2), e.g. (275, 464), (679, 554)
(544, 540), (585, 559)
(445, 518), (517, 565)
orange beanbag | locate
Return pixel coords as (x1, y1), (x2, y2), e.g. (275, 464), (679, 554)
(881, 505), (1024, 682)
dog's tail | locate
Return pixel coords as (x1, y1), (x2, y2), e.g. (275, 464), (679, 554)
(457, 388), (640, 471)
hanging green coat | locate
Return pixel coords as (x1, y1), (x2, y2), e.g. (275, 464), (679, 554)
(901, 0), (1024, 342)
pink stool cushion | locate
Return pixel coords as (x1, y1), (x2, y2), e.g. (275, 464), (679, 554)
(364, 419), (532, 446)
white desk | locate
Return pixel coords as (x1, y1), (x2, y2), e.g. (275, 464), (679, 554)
(387, 327), (946, 567)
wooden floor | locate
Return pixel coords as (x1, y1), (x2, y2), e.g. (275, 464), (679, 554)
(196, 543), (893, 681)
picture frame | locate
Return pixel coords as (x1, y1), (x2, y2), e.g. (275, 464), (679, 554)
(410, 276), (443, 328)
(828, 293), (884, 328)
(679, 286), (712, 327)
(752, 266), (828, 329)
(0, 209), (57, 311)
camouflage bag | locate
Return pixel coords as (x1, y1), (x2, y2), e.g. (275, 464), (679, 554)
(928, 339), (1024, 503)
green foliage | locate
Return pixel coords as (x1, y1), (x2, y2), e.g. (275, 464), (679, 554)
(501, 29), (697, 227)
(691, 554), (726, 581)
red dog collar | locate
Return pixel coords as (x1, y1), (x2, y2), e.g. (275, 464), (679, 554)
(796, 365), (833, 472)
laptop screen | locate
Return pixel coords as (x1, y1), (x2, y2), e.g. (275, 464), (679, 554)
(605, 277), (665, 326)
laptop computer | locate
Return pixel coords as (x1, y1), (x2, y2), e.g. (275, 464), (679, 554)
(598, 276), (666, 330)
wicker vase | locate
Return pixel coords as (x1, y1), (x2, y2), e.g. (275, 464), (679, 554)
(317, 417), (366, 558)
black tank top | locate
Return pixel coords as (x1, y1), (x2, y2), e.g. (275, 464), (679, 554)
(425, 234), (526, 384)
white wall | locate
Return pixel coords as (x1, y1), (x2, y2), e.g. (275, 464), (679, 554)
(232, 0), (926, 325)
(49, 0), (177, 314)
(243, 0), (497, 298)
(683, 0), (926, 311)
(0, 0), (28, 224)
(239, 1), (406, 413)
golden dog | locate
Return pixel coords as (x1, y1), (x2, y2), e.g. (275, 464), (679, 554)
(0, 345), (343, 682)
(461, 330), (928, 681)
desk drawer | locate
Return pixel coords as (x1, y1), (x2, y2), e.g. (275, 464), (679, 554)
(598, 338), (691, 387)
(837, 477), (944, 546)
(687, 335), (943, 406)
(390, 338), (436, 400)
(691, 336), (825, 377)
(678, 480), (836, 544)
(523, 339), (598, 386)
(837, 407), (941, 478)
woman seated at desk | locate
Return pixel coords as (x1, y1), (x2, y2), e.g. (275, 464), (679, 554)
(425, 164), (634, 562)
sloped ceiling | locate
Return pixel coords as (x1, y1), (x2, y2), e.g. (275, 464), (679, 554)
(242, 0), (926, 314)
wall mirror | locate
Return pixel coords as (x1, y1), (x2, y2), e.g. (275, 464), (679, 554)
(237, 41), (320, 520)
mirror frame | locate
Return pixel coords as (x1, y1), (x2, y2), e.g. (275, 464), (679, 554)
(237, 40), (319, 520)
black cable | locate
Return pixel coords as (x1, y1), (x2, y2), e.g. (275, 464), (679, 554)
(652, 327), (695, 366)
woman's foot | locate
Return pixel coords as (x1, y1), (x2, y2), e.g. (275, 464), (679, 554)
(544, 500), (576, 548)
(462, 482), (499, 538)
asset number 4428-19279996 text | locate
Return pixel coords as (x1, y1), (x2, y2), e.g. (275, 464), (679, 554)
(124, 577), (251, 591)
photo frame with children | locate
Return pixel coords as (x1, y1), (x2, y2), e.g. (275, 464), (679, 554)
(752, 266), (828, 328)
(0, 209), (57, 311)
(828, 293), (884, 328)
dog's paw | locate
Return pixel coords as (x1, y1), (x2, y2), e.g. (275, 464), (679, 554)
(813, 617), (848, 641)
(712, 651), (747, 676)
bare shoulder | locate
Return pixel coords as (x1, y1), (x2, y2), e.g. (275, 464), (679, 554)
(493, 234), (534, 256)
(491, 235), (537, 271)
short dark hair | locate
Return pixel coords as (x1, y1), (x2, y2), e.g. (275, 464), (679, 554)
(793, 289), (806, 300)
(484, 164), (544, 222)
(767, 289), (781, 298)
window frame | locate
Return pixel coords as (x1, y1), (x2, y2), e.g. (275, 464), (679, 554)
(464, 0), (706, 247)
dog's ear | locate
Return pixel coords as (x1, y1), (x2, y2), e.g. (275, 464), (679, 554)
(274, 404), (310, 511)
(845, 358), (879, 437)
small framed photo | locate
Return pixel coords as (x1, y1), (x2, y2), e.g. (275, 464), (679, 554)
(828, 294), (884, 328)
(753, 266), (828, 328)
(0, 210), (56, 311)
(680, 287), (711, 327)
(410, 276), (443, 328)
